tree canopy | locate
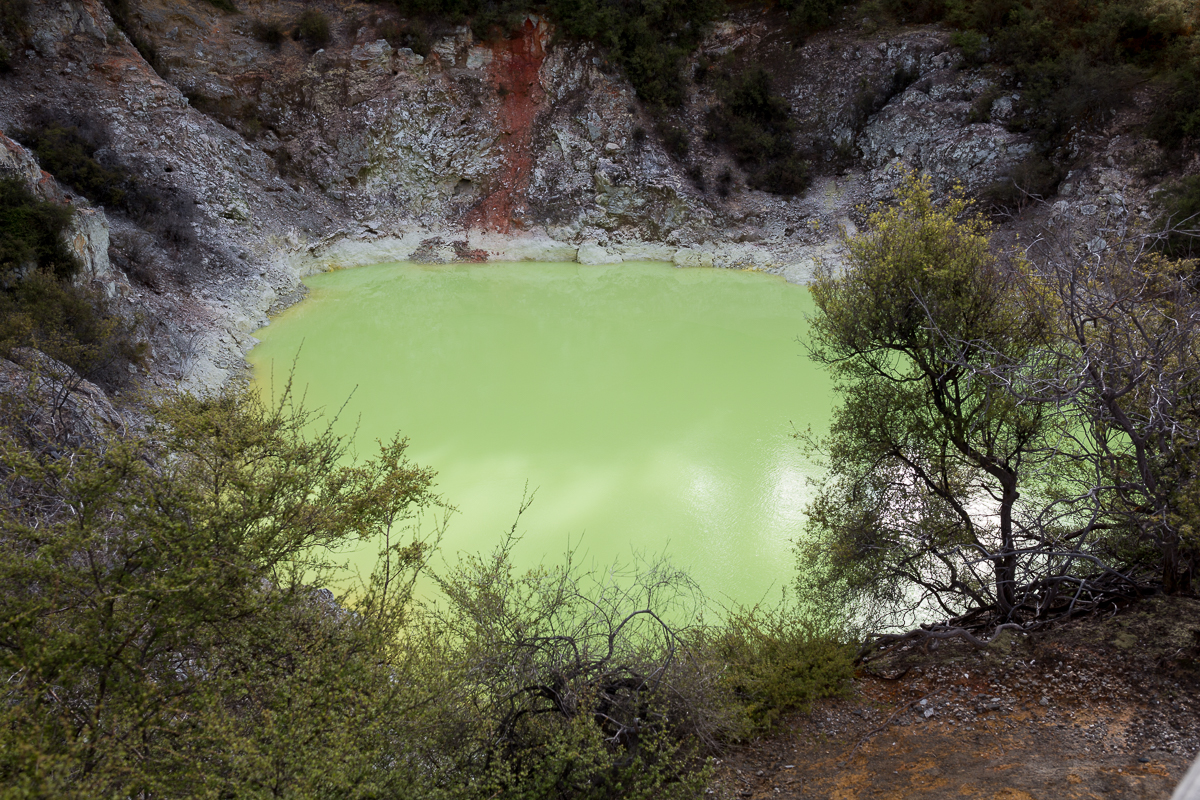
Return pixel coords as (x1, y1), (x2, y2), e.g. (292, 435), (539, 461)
(799, 175), (1195, 643)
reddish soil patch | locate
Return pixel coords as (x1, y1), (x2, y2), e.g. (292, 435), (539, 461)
(464, 17), (548, 233)
(712, 596), (1200, 799)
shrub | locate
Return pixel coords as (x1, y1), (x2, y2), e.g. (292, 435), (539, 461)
(659, 121), (689, 158)
(708, 599), (854, 732)
(1009, 54), (1137, 144)
(1149, 60), (1200, 149)
(252, 18), (285, 47)
(0, 177), (78, 282)
(204, 0), (238, 11)
(950, 28), (987, 65)
(14, 121), (127, 208)
(378, 18), (430, 55)
(0, 0), (29, 40)
(0, 387), (442, 796)
(0, 178), (142, 386)
(15, 117), (197, 242)
(707, 65), (811, 196)
(780, 0), (850, 36)
(0, 270), (144, 386)
(2, 383), (834, 797)
(296, 8), (331, 48)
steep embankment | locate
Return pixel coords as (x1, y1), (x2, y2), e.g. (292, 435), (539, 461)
(0, 0), (1180, 390)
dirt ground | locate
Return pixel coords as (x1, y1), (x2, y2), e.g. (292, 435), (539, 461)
(711, 596), (1200, 800)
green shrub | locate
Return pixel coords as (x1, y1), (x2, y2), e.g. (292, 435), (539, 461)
(14, 122), (127, 208)
(853, 0), (1196, 149)
(1010, 55), (1137, 143)
(707, 65), (811, 196)
(1149, 60), (1200, 148)
(0, 178), (78, 283)
(950, 28), (987, 65)
(659, 120), (689, 158)
(0, 178), (142, 386)
(204, 0), (238, 11)
(0, 270), (144, 386)
(0, 384), (751, 797)
(873, 0), (949, 24)
(296, 8), (331, 48)
(709, 599), (854, 732)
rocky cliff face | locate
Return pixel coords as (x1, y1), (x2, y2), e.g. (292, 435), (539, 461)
(0, 0), (1175, 391)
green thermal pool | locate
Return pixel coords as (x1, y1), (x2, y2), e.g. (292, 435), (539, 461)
(248, 261), (831, 605)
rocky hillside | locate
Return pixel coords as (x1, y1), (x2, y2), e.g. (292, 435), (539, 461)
(0, 0), (1188, 389)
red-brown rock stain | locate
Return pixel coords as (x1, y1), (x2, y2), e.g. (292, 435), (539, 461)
(466, 17), (548, 233)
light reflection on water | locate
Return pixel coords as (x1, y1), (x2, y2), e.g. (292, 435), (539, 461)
(248, 261), (832, 606)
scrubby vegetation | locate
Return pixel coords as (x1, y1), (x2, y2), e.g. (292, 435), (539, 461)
(15, 120), (128, 208)
(0, 0), (29, 44)
(14, 115), (198, 257)
(378, 0), (724, 109)
(184, 91), (266, 139)
(297, 8), (332, 49)
(0, 377), (853, 797)
(706, 65), (811, 196)
(251, 18), (286, 47)
(866, 0), (1198, 151)
(378, 17), (432, 54)
(0, 178), (142, 387)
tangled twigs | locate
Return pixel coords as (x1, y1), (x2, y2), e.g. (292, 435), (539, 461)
(856, 622), (1034, 663)
(840, 687), (948, 768)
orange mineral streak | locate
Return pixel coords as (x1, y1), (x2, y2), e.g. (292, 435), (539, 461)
(465, 18), (548, 233)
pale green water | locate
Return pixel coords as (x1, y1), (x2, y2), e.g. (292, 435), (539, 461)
(248, 261), (831, 606)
